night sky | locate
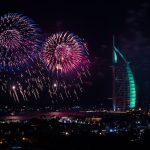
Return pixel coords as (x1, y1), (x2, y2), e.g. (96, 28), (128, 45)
(0, 0), (150, 109)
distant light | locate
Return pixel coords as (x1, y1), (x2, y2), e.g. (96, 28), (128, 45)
(138, 107), (142, 111)
(61, 57), (64, 61)
(65, 132), (69, 136)
(137, 121), (141, 124)
(22, 137), (25, 140)
(0, 141), (3, 144)
(53, 83), (57, 87)
(11, 146), (22, 149)
(12, 85), (16, 90)
(10, 112), (15, 116)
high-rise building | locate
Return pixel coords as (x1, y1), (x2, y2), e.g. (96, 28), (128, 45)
(112, 38), (136, 111)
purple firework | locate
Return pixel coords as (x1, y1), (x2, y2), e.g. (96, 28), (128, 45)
(40, 32), (90, 100)
(42, 32), (89, 78)
(0, 13), (42, 72)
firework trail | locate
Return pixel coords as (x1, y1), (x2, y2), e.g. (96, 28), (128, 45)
(0, 13), (43, 101)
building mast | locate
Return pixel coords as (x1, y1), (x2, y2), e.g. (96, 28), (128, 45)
(112, 36), (116, 111)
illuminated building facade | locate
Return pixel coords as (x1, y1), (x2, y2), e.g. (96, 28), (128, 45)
(112, 38), (136, 111)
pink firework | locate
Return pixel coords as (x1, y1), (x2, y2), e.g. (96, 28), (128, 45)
(42, 32), (89, 78)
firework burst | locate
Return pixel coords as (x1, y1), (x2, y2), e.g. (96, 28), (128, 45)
(0, 13), (42, 72)
(41, 32), (90, 100)
(42, 32), (89, 78)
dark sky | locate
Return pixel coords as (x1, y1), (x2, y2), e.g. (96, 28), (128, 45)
(0, 0), (150, 108)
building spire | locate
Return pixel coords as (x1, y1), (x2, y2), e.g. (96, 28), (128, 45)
(113, 35), (115, 48)
(112, 35), (118, 64)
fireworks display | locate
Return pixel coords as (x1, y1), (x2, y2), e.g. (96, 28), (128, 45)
(42, 32), (89, 78)
(41, 32), (90, 100)
(0, 13), (90, 102)
(0, 13), (42, 72)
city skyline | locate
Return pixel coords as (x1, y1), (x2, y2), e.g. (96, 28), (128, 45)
(0, 0), (150, 109)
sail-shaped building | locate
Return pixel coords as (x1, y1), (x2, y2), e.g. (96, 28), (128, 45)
(112, 38), (136, 111)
